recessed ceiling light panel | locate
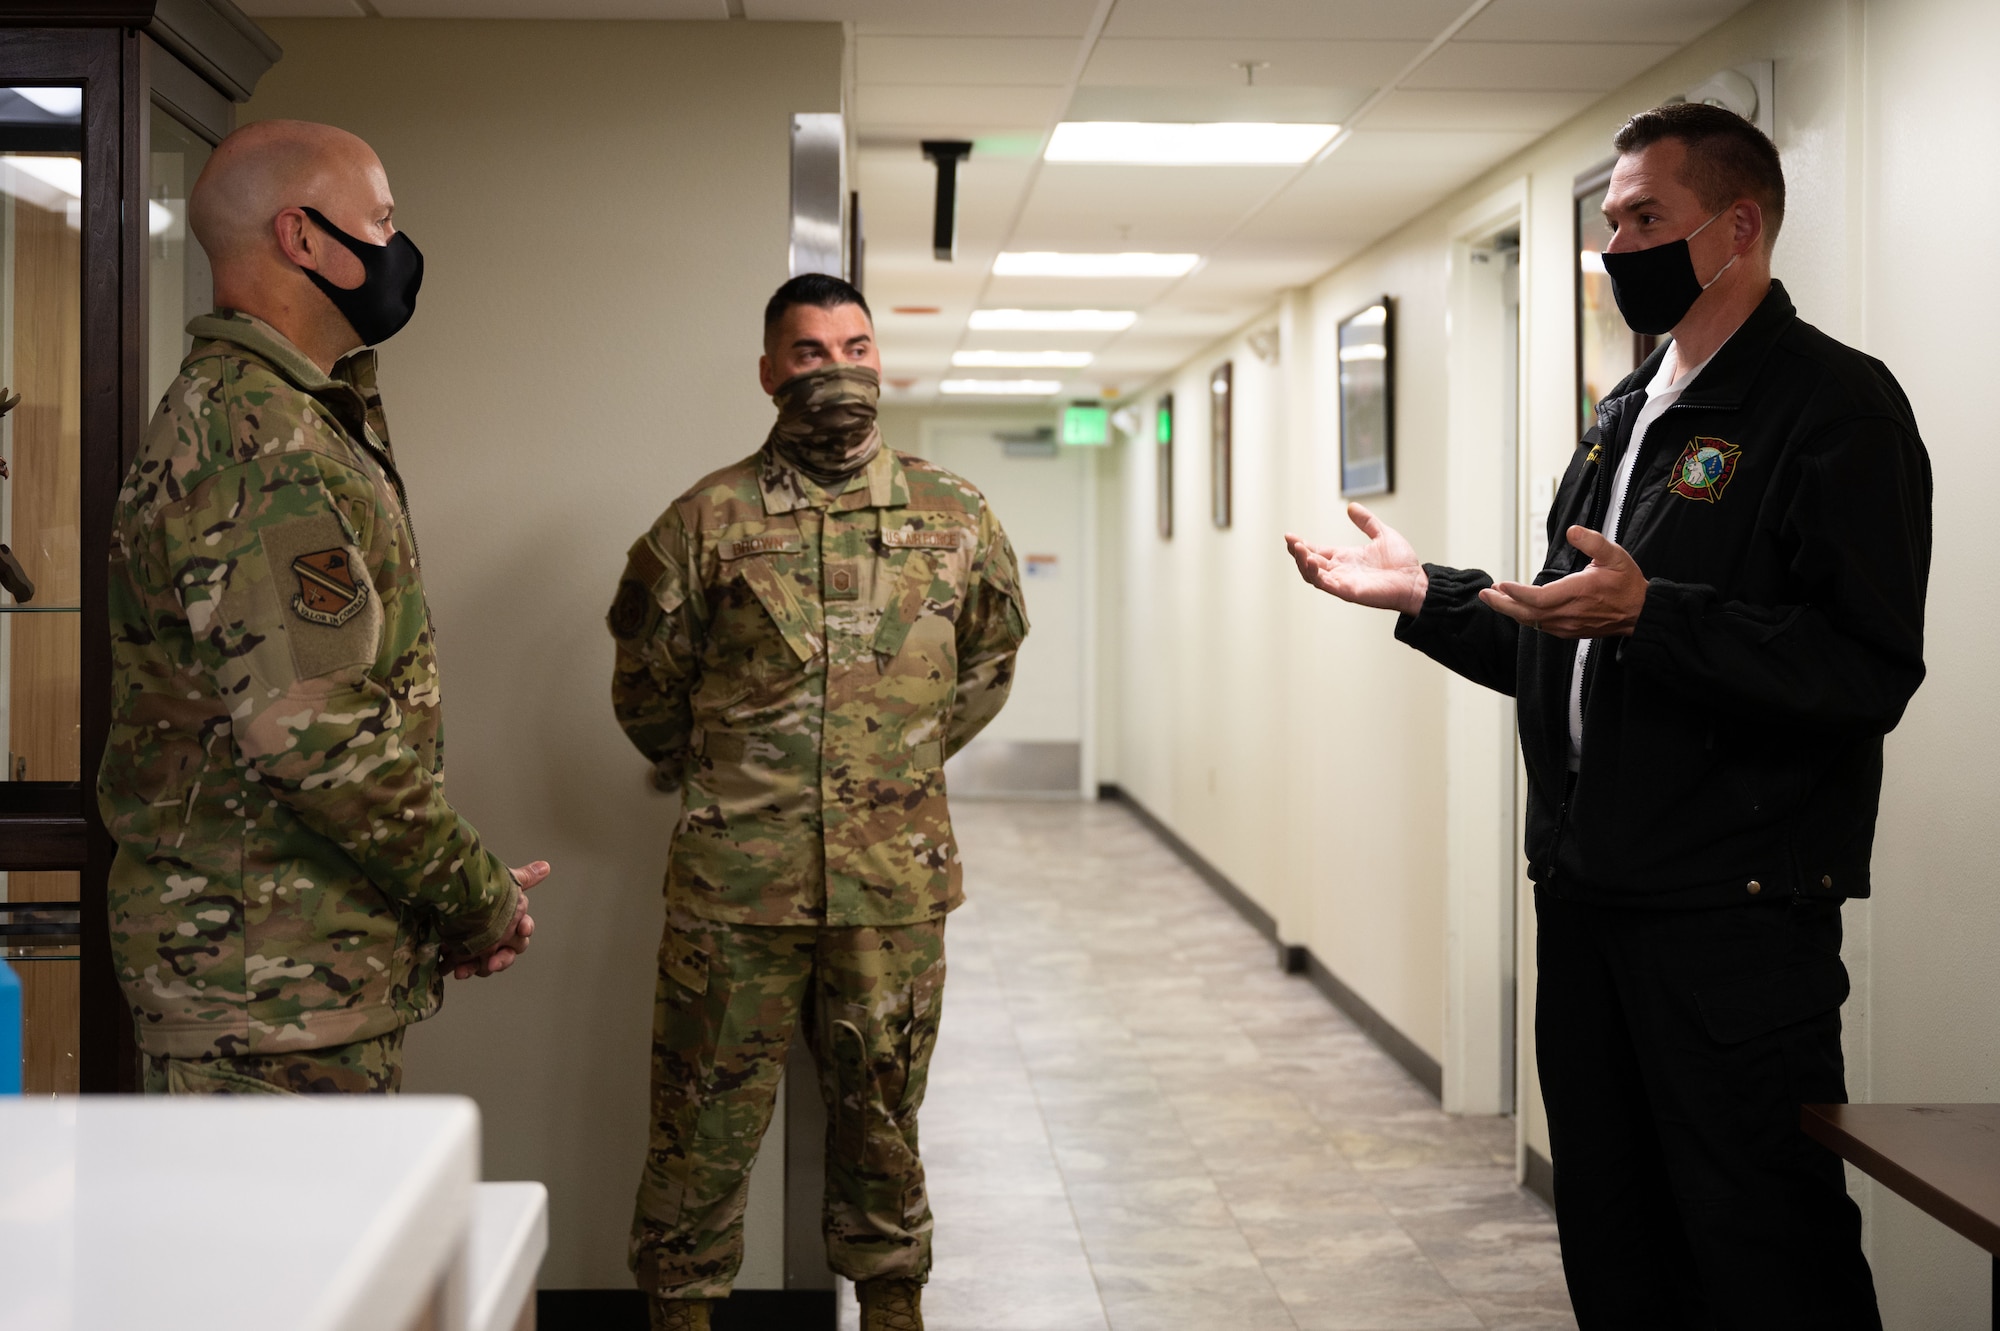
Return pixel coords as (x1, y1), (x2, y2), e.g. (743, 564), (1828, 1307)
(969, 309), (1137, 332)
(939, 379), (1065, 396)
(952, 350), (1095, 369)
(1046, 121), (1338, 166)
(993, 252), (1199, 278)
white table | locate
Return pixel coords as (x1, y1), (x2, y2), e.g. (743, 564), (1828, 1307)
(0, 1097), (547, 1331)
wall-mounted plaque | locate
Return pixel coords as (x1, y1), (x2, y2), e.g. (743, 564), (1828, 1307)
(1338, 298), (1393, 497)
(1209, 363), (1232, 529)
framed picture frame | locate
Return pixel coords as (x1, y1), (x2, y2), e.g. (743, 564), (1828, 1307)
(1338, 297), (1394, 496)
(1574, 159), (1657, 436)
(1209, 362), (1232, 529)
(1156, 392), (1174, 540)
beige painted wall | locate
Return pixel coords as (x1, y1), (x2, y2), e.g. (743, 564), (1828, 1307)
(243, 18), (844, 1288)
(1860, 0), (2000, 1322)
(1102, 0), (2000, 1318)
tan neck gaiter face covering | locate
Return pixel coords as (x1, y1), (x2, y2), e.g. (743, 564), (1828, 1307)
(765, 363), (882, 486)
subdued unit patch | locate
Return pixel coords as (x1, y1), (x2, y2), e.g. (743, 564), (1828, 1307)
(258, 512), (381, 681)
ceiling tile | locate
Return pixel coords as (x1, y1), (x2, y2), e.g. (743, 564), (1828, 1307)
(371, 0), (721, 13)
(1083, 38), (1424, 88)
(855, 84), (1067, 130)
(1403, 40), (1678, 91)
(1007, 163), (1293, 252)
(1104, 0), (1471, 40)
(1230, 127), (1539, 248)
(747, 0), (1100, 36)
(1459, 0), (1755, 44)
(857, 36), (1079, 86)
(1066, 85), (1370, 122)
(982, 273), (1187, 308)
(1364, 88), (1598, 132)
(856, 148), (1037, 258)
(1171, 253), (1341, 299)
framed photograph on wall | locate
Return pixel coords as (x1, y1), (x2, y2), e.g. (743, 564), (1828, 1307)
(1575, 159), (1657, 435)
(1338, 298), (1394, 496)
(1156, 393), (1174, 540)
(1210, 362), (1232, 529)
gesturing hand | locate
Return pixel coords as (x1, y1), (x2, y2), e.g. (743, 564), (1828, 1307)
(1479, 526), (1647, 639)
(1283, 503), (1429, 616)
(452, 859), (551, 981)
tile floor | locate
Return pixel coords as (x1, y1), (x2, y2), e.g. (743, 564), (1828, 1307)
(842, 798), (1576, 1331)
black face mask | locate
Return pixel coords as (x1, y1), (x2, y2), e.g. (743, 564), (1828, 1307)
(299, 206), (424, 347)
(1600, 209), (1736, 336)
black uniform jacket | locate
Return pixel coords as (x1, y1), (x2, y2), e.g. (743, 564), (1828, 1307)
(1397, 282), (1932, 909)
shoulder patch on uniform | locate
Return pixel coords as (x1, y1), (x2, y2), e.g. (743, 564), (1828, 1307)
(609, 578), (655, 639)
(625, 536), (668, 591)
(290, 548), (370, 626)
(257, 512), (381, 680)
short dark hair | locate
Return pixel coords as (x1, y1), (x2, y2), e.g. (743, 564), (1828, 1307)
(763, 273), (871, 337)
(1613, 102), (1786, 247)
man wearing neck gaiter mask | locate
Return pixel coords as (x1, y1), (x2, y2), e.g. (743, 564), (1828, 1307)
(609, 274), (1029, 1331)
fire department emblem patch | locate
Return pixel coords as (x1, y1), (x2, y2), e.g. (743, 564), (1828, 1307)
(1667, 436), (1741, 503)
(290, 548), (369, 627)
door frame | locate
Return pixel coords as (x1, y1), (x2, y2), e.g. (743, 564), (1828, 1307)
(1439, 180), (1530, 1117)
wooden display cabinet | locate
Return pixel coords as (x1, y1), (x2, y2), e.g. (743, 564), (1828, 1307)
(0, 1), (277, 1092)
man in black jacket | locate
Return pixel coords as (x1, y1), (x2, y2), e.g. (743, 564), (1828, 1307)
(1286, 104), (1929, 1329)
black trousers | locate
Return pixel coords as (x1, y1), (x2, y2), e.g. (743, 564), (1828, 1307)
(1535, 892), (1880, 1330)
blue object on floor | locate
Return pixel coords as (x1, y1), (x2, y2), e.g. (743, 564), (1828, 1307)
(0, 959), (19, 1094)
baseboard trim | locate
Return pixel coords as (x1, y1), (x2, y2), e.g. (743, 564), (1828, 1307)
(538, 1288), (834, 1331)
(1523, 1145), (1556, 1210)
(1098, 783), (1279, 943)
(1098, 783), (1444, 1102)
(1300, 948), (1445, 1101)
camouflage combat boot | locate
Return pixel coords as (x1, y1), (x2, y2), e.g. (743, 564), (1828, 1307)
(648, 1297), (712, 1331)
(857, 1277), (924, 1331)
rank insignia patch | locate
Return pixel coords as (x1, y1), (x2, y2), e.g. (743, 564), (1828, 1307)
(290, 548), (369, 627)
(1667, 436), (1741, 503)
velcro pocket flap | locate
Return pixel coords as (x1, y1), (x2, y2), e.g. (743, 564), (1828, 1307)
(736, 558), (822, 664)
(1696, 952), (1849, 1046)
(660, 928), (710, 998)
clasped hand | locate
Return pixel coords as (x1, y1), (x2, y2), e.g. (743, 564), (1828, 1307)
(1284, 504), (1648, 639)
(450, 859), (551, 981)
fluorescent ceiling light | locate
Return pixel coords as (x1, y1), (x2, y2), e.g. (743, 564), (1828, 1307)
(1047, 121), (1338, 166)
(939, 379), (1064, 396)
(13, 88), (81, 120)
(952, 350), (1094, 369)
(1338, 345), (1386, 362)
(969, 309), (1136, 332)
(1580, 250), (1608, 274)
(994, 252), (1198, 278)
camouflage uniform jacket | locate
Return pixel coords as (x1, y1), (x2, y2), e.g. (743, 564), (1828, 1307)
(609, 441), (1029, 927)
(98, 311), (517, 1059)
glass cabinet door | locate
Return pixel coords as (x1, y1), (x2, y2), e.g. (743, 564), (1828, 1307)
(148, 106), (214, 409)
(0, 81), (82, 1093)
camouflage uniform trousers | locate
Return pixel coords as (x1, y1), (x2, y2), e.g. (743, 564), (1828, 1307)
(141, 1028), (406, 1095)
(631, 908), (946, 1301)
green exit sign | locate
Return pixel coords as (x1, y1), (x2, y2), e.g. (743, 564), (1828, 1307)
(1062, 403), (1109, 446)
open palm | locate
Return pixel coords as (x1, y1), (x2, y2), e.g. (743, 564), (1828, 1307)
(1283, 503), (1428, 615)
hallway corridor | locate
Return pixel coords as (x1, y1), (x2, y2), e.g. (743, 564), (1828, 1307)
(844, 800), (1575, 1331)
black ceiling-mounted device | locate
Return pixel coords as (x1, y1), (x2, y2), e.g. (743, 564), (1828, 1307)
(920, 139), (973, 262)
